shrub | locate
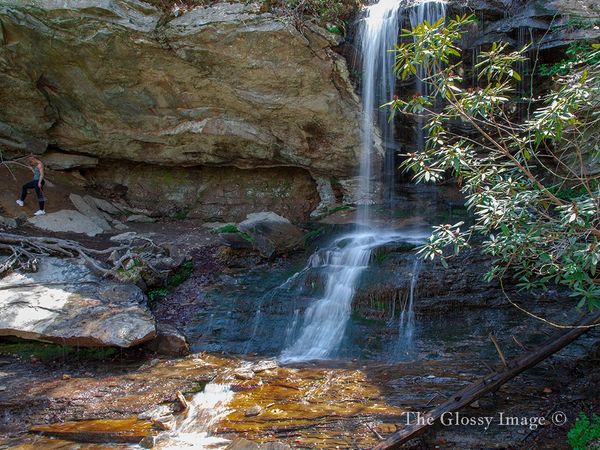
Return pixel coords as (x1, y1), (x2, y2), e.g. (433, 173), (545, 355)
(567, 412), (600, 450)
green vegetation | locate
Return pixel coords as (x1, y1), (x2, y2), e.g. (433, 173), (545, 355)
(115, 258), (144, 283)
(390, 15), (600, 309)
(214, 224), (240, 234)
(539, 42), (600, 77)
(173, 209), (190, 220)
(276, 0), (361, 30)
(303, 227), (325, 243)
(148, 260), (194, 302)
(563, 16), (600, 32)
(568, 412), (600, 450)
(213, 224), (255, 243)
(0, 338), (117, 361)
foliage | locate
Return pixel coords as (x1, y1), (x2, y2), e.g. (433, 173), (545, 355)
(563, 16), (600, 32)
(148, 260), (194, 302)
(539, 42), (600, 77)
(567, 412), (600, 450)
(173, 209), (190, 220)
(213, 224), (255, 243)
(214, 224), (240, 234)
(275, 0), (361, 30)
(388, 15), (600, 309)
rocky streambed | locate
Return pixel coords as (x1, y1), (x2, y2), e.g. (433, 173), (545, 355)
(1, 207), (599, 449)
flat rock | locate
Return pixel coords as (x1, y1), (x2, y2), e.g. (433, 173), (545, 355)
(234, 368), (255, 380)
(0, 257), (156, 347)
(31, 418), (155, 444)
(251, 360), (278, 373)
(85, 195), (122, 215)
(225, 438), (291, 450)
(28, 210), (104, 237)
(127, 214), (156, 223)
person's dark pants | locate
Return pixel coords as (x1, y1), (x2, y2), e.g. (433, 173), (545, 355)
(20, 179), (45, 211)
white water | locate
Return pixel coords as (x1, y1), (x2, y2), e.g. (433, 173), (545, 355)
(280, 230), (428, 362)
(157, 383), (234, 450)
(397, 257), (421, 350)
(280, 0), (413, 363)
(359, 0), (404, 218)
(409, 1), (447, 152)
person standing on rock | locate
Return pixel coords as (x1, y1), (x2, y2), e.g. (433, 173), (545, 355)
(16, 155), (46, 216)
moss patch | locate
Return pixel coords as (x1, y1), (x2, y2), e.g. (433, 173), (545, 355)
(0, 337), (118, 361)
(148, 260), (194, 303)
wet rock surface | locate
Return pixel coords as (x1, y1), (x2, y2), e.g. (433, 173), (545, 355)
(1, 343), (598, 449)
(0, 257), (156, 347)
(236, 212), (305, 258)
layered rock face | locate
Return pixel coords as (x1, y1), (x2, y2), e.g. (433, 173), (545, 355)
(0, 1), (363, 221)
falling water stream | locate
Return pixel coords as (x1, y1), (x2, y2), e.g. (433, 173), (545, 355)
(410, 1), (447, 152)
(164, 0), (448, 444)
(360, 0), (404, 210)
(280, 0), (408, 362)
(280, 0), (447, 363)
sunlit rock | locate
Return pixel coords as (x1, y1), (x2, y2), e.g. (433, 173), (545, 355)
(0, 257), (156, 347)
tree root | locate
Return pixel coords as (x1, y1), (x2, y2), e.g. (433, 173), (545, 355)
(0, 232), (173, 282)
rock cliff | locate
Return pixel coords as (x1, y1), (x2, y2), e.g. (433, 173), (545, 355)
(0, 1), (363, 221)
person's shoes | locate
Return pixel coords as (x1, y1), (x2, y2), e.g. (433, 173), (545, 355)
(16, 200), (24, 207)
(34, 210), (46, 216)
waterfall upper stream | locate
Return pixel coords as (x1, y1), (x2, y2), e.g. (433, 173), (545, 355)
(359, 0), (404, 213)
(279, 0), (408, 362)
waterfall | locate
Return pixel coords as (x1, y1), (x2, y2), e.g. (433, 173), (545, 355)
(280, 233), (377, 361)
(279, 0), (405, 363)
(278, 1), (448, 363)
(516, 25), (533, 121)
(397, 257), (420, 350)
(359, 0), (404, 221)
(409, 1), (447, 153)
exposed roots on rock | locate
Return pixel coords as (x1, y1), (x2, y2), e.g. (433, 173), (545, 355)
(0, 232), (176, 284)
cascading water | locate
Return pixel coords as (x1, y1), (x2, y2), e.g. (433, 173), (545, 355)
(157, 382), (234, 449)
(279, 0), (406, 363)
(280, 232), (425, 362)
(396, 257), (421, 351)
(409, 1), (447, 152)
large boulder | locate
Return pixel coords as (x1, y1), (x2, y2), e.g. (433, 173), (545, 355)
(238, 212), (304, 258)
(0, 1), (365, 220)
(0, 257), (156, 347)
